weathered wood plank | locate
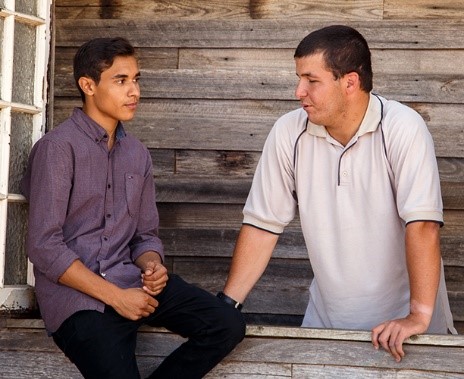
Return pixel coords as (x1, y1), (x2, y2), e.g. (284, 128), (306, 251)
(205, 362), (292, 378)
(0, 351), (82, 379)
(54, 68), (464, 104)
(179, 48), (464, 75)
(157, 203), (245, 229)
(384, 0), (464, 19)
(157, 203), (464, 232)
(54, 47), (179, 72)
(55, 19), (464, 49)
(293, 365), (464, 378)
(247, 0), (383, 20)
(441, 182), (464, 210)
(171, 257), (311, 315)
(54, 0), (384, 21)
(154, 176), (464, 210)
(53, 99), (464, 158)
(159, 224), (464, 268)
(245, 325), (464, 346)
(155, 177), (251, 204)
(159, 228), (306, 259)
(4, 324), (463, 378)
(219, 337), (464, 373)
(56, 47), (464, 75)
(55, 0), (252, 20)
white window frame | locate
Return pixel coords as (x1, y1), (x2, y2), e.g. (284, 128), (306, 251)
(0, 0), (51, 310)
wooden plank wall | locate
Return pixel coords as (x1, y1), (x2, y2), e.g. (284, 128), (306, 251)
(52, 1), (464, 332)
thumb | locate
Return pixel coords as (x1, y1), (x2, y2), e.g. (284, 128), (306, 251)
(144, 261), (156, 275)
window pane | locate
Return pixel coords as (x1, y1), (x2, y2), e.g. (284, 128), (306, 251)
(12, 20), (36, 105)
(4, 202), (28, 285)
(9, 111), (33, 194)
(16, 0), (38, 16)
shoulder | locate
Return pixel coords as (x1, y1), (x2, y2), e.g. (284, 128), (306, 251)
(269, 108), (308, 146)
(376, 96), (433, 147)
(32, 118), (77, 153)
(274, 107), (308, 132)
(381, 97), (428, 134)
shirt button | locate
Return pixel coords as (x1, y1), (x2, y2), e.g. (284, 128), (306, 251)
(106, 214), (111, 218)
(101, 272), (106, 277)
(103, 237), (108, 241)
(107, 184), (111, 189)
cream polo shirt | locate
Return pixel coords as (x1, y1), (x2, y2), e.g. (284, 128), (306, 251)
(243, 93), (456, 333)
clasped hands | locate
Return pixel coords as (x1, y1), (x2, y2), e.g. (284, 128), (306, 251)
(112, 261), (168, 321)
(141, 261), (168, 296)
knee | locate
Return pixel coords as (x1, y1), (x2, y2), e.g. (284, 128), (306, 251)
(218, 308), (246, 350)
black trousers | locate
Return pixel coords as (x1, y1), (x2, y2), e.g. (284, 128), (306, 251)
(52, 274), (246, 379)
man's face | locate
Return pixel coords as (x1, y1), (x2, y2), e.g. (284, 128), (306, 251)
(87, 55), (140, 128)
(294, 52), (346, 128)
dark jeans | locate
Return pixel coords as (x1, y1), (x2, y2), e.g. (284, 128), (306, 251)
(52, 274), (245, 379)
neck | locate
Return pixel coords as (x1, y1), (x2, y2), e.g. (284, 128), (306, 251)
(327, 93), (370, 146)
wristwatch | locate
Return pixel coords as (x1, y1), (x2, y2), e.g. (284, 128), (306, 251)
(216, 291), (243, 310)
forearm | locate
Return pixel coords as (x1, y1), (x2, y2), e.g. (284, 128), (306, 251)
(406, 221), (441, 325)
(134, 251), (163, 270)
(58, 260), (122, 308)
(224, 224), (279, 303)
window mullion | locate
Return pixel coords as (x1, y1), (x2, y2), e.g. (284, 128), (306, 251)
(0, 7), (15, 288)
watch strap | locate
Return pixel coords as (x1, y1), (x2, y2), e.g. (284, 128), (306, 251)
(216, 291), (243, 310)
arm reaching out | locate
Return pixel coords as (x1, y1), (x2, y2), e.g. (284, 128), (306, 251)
(223, 224), (279, 304)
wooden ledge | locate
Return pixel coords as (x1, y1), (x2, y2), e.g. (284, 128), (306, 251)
(1, 319), (464, 378)
(6, 318), (462, 347)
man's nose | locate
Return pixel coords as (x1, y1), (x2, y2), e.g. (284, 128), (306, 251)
(295, 80), (307, 99)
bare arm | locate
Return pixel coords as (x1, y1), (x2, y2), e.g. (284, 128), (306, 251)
(223, 224), (279, 303)
(59, 260), (158, 320)
(372, 221), (441, 362)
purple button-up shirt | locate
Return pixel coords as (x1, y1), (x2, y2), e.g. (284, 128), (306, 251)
(22, 108), (164, 334)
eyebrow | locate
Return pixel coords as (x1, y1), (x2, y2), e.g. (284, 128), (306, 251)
(111, 72), (141, 79)
(296, 72), (317, 78)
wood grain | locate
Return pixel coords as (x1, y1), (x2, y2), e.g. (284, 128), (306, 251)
(55, 19), (464, 49)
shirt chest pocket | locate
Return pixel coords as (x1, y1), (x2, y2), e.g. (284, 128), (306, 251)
(125, 173), (144, 217)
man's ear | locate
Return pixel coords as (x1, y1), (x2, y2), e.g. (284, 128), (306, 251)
(344, 72), (360, 93)
(78, 77), (96, 97)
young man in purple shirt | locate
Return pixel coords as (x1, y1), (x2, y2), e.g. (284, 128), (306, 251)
(22, 37), (245, 379)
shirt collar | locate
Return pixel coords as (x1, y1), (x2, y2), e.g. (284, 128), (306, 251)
(306, 93), (383, 139)
(71, 107), (127, 143)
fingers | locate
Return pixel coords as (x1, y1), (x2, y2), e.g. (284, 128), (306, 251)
(142, 263), (168, 295)
(142, 283), (165, 296)
(371, 321), (406, 362)
(114, 288), (159, 320)
(143, 262), (167, 280)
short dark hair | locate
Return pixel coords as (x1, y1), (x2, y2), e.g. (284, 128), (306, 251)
(294, 25), (373, 92)
(73, 37), (136, 102)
